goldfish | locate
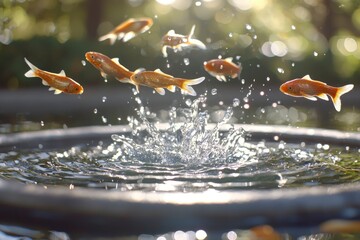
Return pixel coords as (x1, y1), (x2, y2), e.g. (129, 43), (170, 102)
(279, 75), (354, 112)
(98, 17), (153, 44)
(203, 57), (242, 82)
(130, 69), (205, 96)
(320, 219), (360, 233)
(85, 51), (133, 83)
(161, 25), (206, 57)
(24, 58), (83, 94)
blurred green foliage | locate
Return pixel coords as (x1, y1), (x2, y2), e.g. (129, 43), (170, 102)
(1, 0), (360, 90)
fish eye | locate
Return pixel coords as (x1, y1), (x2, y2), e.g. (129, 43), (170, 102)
(288, 86), (292, 90)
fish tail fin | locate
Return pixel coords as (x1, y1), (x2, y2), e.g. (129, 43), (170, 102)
(98, 33), (117, 45)
(331, 84), (354, 112)
(24, 58), (38, 78)
(179, 76), (205, 96)
(188, 38), (207, 49)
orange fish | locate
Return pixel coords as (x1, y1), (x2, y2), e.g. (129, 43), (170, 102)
(99, 17), (153, 44)
(320, 219), (360, 233)
(280, 75), (354, 112)
(130, 69), (205, 96)
(161, 25), (206, 57)
(24, 58), (83, 94)
(85, 51), (133, 83)
(203, 57), (242, 82)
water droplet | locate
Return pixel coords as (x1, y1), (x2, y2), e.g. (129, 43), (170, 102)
(102, 116), (107, 124)
(243, 103), (250, 109)
(241, 79), (245, 84)
(93, 108), (98, 114)
(219, 101), (224, 106)
(313, 51), (318, 57)
(272, 102), (277, 108)
(232, 98), (240, 107)
(195, 1), (201, 6)
(266, 77), (270, 82)
(228, 32), (233, 38)
(69, 184), (74, 190)
(236, 56), (241, 60)
(166, 63), (170, 68)
(102, 96), (107, 103)
(291, 25), (296, 30)
(245, 24), (252, 30)
(277, 68), (284, 74)
(185, 99), (192, 106)
(260, 108), (265, 113)
(183, 58), (190, 65)
(211, 88), (217, 95)
(291, 62), (295, 67)
(260, 91), (265, 96)
(40, 121), (44, 127)
(81, 60), (86, 66)
(218, 55), (222, 59)
(154, 15), (158, 19)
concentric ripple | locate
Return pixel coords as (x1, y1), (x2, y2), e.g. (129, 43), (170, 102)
(0, 95), (359, 192)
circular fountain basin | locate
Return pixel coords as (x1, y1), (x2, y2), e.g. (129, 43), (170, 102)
(0, 124), (359, 238)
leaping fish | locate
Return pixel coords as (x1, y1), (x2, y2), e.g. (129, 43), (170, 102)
(203, 57), (242, 82)
(130, 69), (205, 96)
(85, 51), (134, 83)
(24, 58), (83, 94)
(161, 25), (206, 58)
(99, 17), (153, 44)
(280, 75), (354, 112)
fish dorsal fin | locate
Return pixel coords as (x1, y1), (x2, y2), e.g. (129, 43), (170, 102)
(225, 57), (233, 63)
(302, 74), (312, 80)
(112, 58), (120, 64)
(59, 70), (66, 76)
(154, 68), (173, 78)
(112, 58), (130, 71)
(134, 68), (145, 74)
(188, 25), (195, 39)
(167, 30), (176, 35)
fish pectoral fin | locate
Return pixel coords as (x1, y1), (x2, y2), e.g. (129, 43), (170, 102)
(162, 46), (168, 58)
(304, 95), (317, 101)
(42, 80), (49, 86)
(49, 87), (62, 94)
(302, 74), (312, 80)
(100, 72), (107, 79)
(123, 32), (136, 42)
(155, 88), (165, 95)
(216, 75), (227, 82)
(154, 69), (173, 78)
(59, 70), (66, 76)
(318, 93), (329, 101)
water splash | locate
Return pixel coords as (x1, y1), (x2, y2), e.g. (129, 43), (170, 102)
(112, 94), (251, 165)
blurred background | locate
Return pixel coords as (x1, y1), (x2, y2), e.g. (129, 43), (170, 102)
(0, 0), (360, 132)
